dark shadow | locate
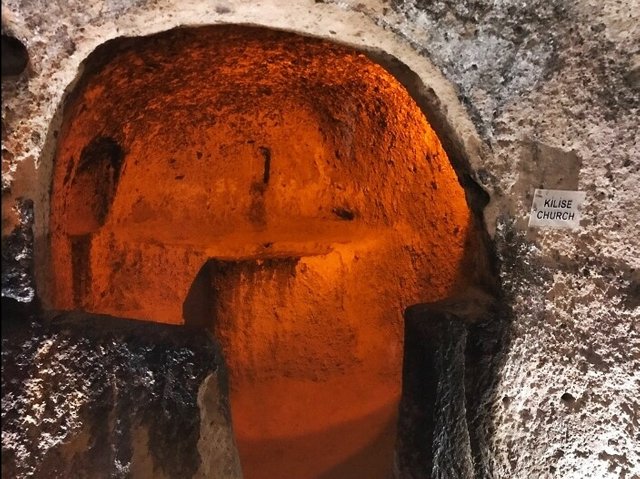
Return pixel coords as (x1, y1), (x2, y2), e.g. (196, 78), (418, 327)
(65, 136), (124, 236)
(398, 304), (475, 479)
(182, 261), (213, 329)
(396, 308), (442, 477)
(1, 35), (29, 76)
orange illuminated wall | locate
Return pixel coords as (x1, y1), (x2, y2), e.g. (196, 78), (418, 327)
(49, 26), (473, 479)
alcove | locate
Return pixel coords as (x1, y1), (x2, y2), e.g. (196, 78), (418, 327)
(48, 25), (488, 479)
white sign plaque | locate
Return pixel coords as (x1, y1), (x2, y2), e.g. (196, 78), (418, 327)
(528, 189), (586, 230)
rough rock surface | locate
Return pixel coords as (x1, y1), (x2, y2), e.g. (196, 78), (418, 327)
(387, 1), (640, 477)
(1, 199), (35, 303)
(1, 308), (241, 479)
(1, 0), (639, 478)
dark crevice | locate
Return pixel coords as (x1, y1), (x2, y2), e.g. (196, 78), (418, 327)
(332, 207), (356, 221)
(259, 146), (271, 185)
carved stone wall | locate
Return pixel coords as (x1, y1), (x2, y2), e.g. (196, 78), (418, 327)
(2, 1), (638, 477)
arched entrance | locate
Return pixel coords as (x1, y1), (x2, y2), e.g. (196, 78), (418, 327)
(48, 25), (480, 479)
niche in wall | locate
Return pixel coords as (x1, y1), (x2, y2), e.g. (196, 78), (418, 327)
(48, 25), (485, 479)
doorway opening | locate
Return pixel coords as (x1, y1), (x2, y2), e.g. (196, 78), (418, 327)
(47, 25), (490, 479)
